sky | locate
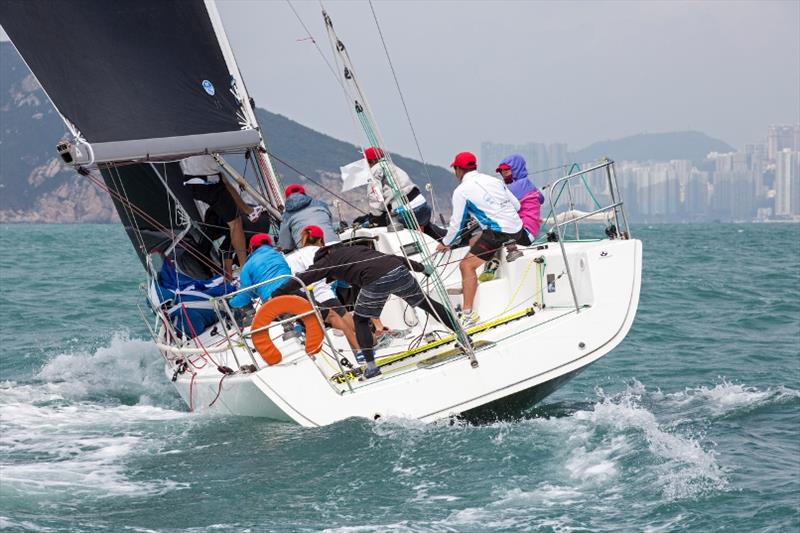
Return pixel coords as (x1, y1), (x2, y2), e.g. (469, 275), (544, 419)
(215, 0), (799, 166)
(3, 1), (799, 167)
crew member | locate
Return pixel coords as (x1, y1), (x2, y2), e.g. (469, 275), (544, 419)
(284, 225), (359, 351)
(436, 151), (526, 327)
(358, 147), (445, 239)
(229, 233), (291, 308)
(181, 154), (253, 278)
(496, 154), (543, 239)
(274, 242), (458, 380)
(278, 184), (338, 251)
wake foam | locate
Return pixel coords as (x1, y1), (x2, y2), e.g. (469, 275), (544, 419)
(33, 331), (179, 407)
(0, 399), (188, 499)
(0, 333), (190, 502)
(575, 381), (728, 500)
(663, 379), (800, 417)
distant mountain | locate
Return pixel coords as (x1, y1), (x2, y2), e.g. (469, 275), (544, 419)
(0, 41), (454, 223)
(572, 131), (736, 164)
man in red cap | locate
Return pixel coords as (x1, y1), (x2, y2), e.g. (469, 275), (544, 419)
(229, 232), (291, 308)
(436, 151), (526, 327)
(277, 183), (338, 251)
(359, 146), (445, 239)
(284, 225), (359, 350)
(274, 231), (458, 380)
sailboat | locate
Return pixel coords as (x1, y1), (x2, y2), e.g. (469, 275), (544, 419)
(1, 1), (642, 426)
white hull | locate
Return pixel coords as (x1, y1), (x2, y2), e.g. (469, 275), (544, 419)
(162, 234), (642, 427)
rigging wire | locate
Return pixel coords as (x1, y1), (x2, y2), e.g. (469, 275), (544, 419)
(286, 0), (363, 149)
(320, 10), (476, 365)
(367, 0), (433, 187)
(266, 151), (368, 215)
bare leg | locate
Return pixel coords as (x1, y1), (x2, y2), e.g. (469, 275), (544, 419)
(228, 217), (247, 270)
(459, 253), (485, 311)
(327, 312), (359, 350)
(223, 257), (233, 281)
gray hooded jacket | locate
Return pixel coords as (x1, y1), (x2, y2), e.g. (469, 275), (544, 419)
(277, 193), (338, 251)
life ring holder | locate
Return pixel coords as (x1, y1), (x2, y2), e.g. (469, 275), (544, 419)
(250, 295), (325, 365)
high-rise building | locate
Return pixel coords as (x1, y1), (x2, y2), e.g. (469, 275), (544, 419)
(685, 169), (710, 217)
(775, 149), (800, 216)
(712, 171), (755, 220)
(767, 124), (800, 161)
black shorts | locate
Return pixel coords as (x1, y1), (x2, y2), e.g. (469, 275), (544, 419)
(188, 182), (238, 223)
(318, 298), (347, 320)
(469, 229), (529, 261)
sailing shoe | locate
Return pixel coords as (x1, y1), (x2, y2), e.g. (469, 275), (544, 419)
(362, 366), (382, 380)
(375, 333), (393, 350)
(459, 310), (480, 328)
(478, 258), (499, 282)
(389, 328), (409, 339)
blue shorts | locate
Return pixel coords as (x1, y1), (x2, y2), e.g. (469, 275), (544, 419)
(354, 266), (424, 318)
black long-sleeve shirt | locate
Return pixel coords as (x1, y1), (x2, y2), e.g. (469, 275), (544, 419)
(273, 243), (425, 296)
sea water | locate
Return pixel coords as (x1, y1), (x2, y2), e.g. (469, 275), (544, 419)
(0, 223), (798, 532)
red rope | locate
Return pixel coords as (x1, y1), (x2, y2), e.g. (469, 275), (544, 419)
(188, 372), (197, 412)
(179, 303), (224, 370)
(208, 373), (230, 407)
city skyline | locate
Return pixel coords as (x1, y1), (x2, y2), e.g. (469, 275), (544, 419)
(481, 124), (800, 223)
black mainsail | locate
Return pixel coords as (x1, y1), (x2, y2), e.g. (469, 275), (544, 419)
(0, 0), (260, 164)
(1, 0), (284, 274)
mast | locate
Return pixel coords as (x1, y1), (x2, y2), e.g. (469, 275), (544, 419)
(321, 9), (477, 367)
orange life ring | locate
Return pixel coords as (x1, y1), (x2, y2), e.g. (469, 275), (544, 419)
(250, 294), (325, 365)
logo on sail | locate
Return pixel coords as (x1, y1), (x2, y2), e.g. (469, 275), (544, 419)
(202, 80), (216, 96)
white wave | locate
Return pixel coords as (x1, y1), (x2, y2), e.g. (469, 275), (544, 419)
(439, 487), (585, 531)
(575, 382), (728, 500)
(564, 436), (626, 483)
(664, 379), (800, 416)
(0, 399), (189, 499)
(32, 331), (176, 405)
(0, 517), (55, 532)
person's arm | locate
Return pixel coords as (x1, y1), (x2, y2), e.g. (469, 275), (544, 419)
(367, 167), (386, 216)
(229, 265), (254, 308)
(505, 186), (521, 212)
(406, 259), (426, 273)
(272, 257), (332, 297)
(442, 188), (468, 247)
(319, 199), (335, 225)
(277, 214), (295, 251)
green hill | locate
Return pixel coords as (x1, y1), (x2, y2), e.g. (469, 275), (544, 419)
(573, 131), (735, 164)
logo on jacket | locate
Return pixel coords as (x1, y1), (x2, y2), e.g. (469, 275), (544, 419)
(202, 80), (216, 96)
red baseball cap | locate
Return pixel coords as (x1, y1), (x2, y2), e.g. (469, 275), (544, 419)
(302, 225), (324, 239)
(450, 151), (477, 170)
(248, 233), (273, 251)
(284, 184), (305, 198)
(364, 147), (384, 161)
(496, 163), (512, 172)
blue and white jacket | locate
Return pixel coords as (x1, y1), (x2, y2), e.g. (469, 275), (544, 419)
(443, 171), (523, 246)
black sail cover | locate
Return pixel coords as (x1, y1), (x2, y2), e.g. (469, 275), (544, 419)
(0, 0), (259, 163)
